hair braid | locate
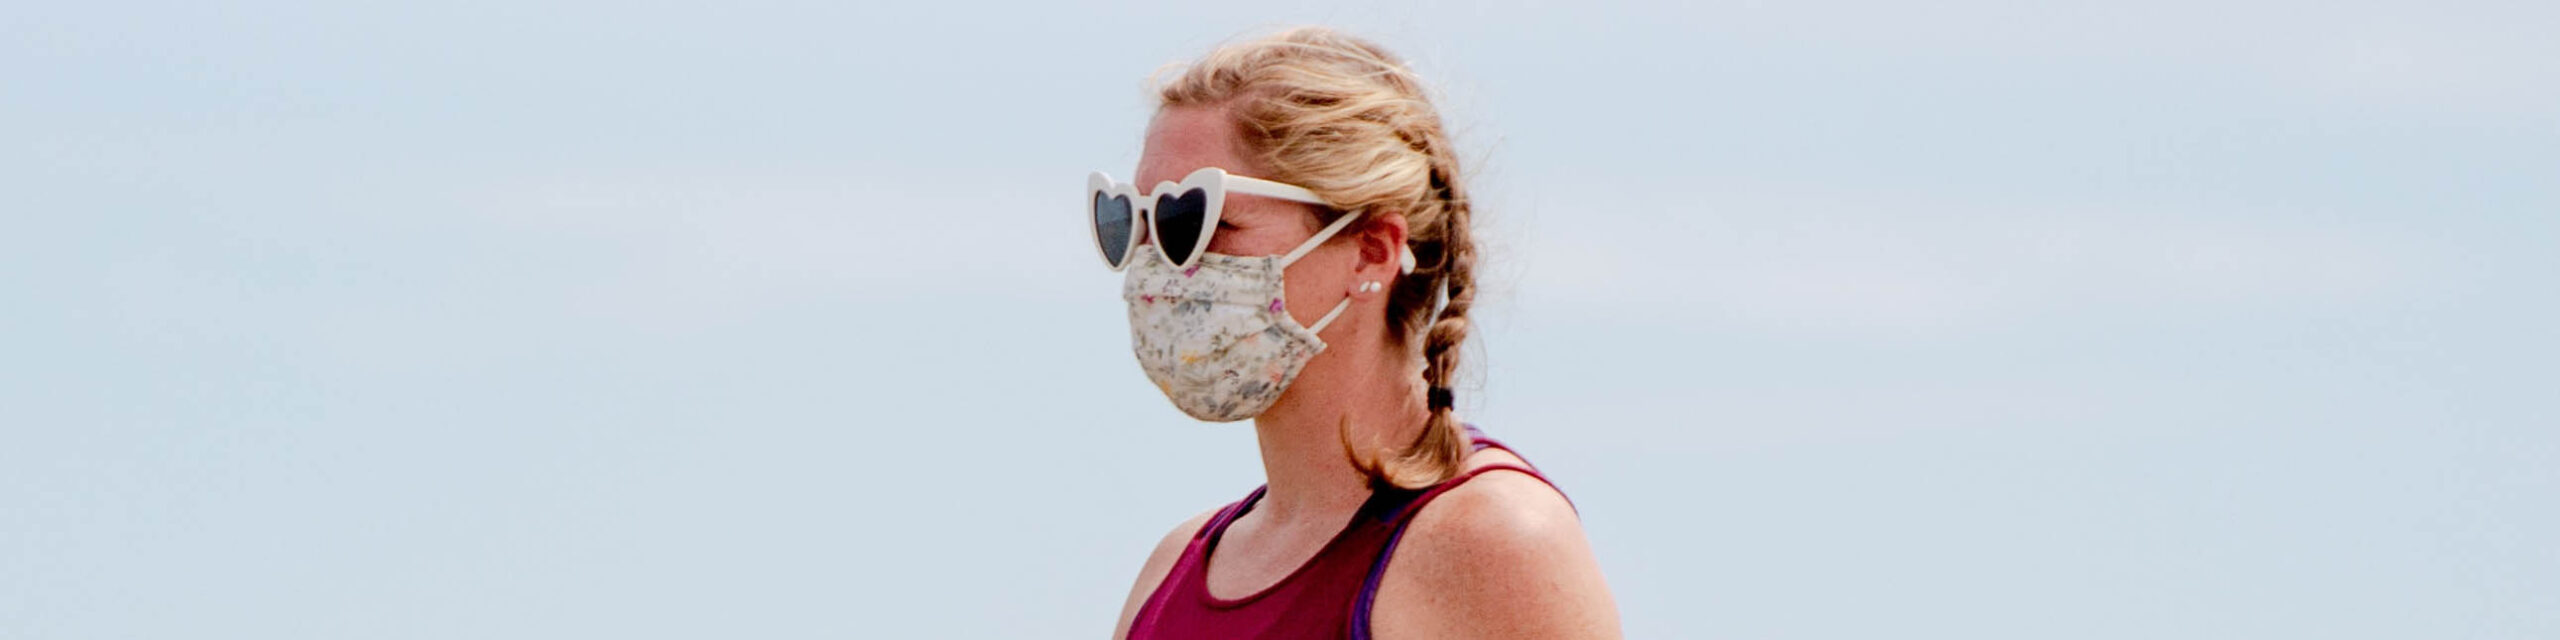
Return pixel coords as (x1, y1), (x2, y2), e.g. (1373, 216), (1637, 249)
(1388, 142), (1478, 489)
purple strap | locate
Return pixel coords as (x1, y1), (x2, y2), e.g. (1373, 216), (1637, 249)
(1347, 428), (1561, 639)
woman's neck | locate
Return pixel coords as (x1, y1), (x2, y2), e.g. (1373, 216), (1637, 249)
(1248, 342), (1431, 527)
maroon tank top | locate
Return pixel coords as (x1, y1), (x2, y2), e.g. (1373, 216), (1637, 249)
(1125, 426), (1568, 639)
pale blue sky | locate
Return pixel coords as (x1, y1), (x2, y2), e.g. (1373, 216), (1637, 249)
(4, 1), (2555, 638)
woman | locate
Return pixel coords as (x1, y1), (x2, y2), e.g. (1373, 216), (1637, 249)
(1093, 28), (1620, 639)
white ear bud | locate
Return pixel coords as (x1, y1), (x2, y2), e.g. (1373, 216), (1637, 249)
(1398, 246), (1416, 274)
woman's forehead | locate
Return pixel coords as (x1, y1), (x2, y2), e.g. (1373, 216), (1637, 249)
(1136, 107), (1247, 187)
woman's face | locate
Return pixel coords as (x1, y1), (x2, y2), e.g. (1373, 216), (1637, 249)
(1134, 106), (1363, 332)
(1135, 106), (1328, 258)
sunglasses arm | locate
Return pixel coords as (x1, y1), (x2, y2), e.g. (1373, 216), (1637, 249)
(1222, 174), (1332, 206)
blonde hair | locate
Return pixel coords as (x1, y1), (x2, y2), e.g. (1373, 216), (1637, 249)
(1155, 27), (1480, 489)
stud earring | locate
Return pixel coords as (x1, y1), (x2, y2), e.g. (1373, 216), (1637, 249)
(1357, 281), (1383, 294)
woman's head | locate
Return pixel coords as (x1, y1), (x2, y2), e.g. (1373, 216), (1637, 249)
(1141, 27), (1480, 488)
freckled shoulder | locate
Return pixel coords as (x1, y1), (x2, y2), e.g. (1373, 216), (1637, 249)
(1370, 453), (1622, 638)
(1402, 468), (1586, 578)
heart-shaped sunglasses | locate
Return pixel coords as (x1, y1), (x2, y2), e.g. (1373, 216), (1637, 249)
(1087, 167), (1337, 271)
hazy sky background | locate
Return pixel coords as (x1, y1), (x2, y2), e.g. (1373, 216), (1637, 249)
(5, 1), (2555, 638)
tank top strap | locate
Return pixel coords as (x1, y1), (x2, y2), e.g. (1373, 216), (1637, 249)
(1131, 426), (1569, 639)
(1194, 485), (1269, 543)
(1460, 422), (1539, 472)
(1347, 461), (1567, 640)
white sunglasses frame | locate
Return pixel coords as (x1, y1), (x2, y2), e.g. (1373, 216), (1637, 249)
(1087, 166), (1336, 271)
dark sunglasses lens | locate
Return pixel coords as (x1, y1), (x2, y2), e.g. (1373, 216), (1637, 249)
(1153, 188), (1210, 266)
(1093, 192), (1134, 267)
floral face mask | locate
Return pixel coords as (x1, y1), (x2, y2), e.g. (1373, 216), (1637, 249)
(1122, 210), (1367, 422)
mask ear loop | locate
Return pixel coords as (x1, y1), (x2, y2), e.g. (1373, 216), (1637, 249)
(1281, 210), (1368, 334)
(1307, 296), (1354, 333)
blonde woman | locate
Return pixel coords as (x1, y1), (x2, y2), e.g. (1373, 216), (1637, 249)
(1092, 28), (1620, 639)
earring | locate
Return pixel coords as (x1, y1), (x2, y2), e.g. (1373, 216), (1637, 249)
(1357, 281), (1383, 294)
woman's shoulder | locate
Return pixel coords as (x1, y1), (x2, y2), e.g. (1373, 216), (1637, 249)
(1409, 447), (1585, 566)
(1143, 507), (1220, 569)
(1112, 507), (1220, 640)
(1370, 447), (1621, 637)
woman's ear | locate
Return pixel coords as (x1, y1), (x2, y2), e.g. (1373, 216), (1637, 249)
(1354, 209), (1410, 283)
